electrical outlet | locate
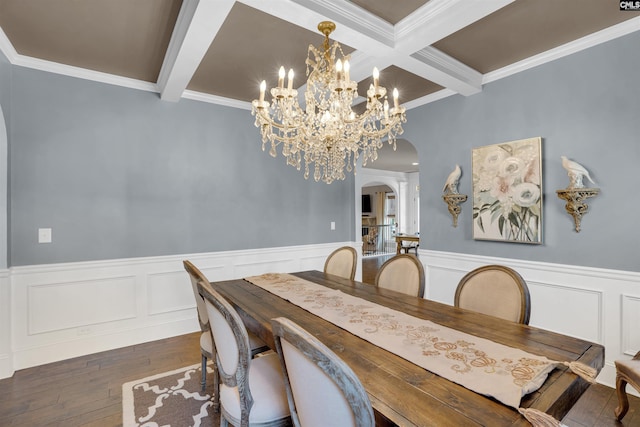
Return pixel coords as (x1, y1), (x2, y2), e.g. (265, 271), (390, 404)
(330, 221), (336, 230)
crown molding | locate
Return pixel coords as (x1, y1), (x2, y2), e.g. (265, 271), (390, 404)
(0, 27), (18, 63)
(484, 16), (640, 84)
(182, 90), (252, 110)
(289, 0), (394, 48)
(402, 88), (458, 110)
(1, 14), (638, 111)
(9, 54), (158, 93)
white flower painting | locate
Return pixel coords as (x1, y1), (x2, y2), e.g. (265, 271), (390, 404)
(472, 137), (542, 244)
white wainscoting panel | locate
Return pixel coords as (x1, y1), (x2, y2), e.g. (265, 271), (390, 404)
(28, 276), (137, 334)
(147, 270), (194, 316)
(622, 293), (640, 356)
(0, 269), (10, 379)
(3, 242), (356, 378)
(527, 280), (603, 343)
(419, 249), (640, 395)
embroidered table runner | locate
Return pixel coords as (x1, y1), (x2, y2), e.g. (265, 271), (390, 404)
(245, 273), (558, 410)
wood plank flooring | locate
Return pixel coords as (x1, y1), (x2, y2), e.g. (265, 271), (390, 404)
(0, 334), (210, 426)
(0, 257), (637, 426)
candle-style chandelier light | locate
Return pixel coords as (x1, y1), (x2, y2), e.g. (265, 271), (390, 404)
(251, 21), (407, 184)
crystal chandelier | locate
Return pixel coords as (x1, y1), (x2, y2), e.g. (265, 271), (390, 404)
(251, 21), (407, 184)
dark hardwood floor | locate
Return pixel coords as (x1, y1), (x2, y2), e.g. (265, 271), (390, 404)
(0, 257), (637, 426)
(0, 333), (207, 426)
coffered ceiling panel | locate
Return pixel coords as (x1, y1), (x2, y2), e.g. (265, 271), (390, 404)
(2, 0), (637, 172)
(433, 0), (638, 73)
(188, 2), (354, 102)
(0, 0), (181, 82)
(349, 0), (429, 25)
(0, 0), (638, 110)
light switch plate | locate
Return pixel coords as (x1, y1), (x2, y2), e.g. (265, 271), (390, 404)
(38, 228), (52, 243)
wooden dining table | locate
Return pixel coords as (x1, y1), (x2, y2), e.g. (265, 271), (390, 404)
(201, 270), (604, 427)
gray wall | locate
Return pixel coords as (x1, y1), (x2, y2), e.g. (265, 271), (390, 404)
(405, 31), (640, 272)
(0, 51), (10, 269)
(8, 68), (354, 266)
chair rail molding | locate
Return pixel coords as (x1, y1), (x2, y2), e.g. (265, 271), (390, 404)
(418, 249), (640, 397)
(2, 242), (359, 379)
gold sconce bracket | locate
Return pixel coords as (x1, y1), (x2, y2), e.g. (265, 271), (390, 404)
(556, 188), (599, 232)
(442, 194), (468, 227)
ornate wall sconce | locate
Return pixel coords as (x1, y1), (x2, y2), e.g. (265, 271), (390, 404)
(443, 193), (468, 227)
(442, 164), (467, 227)
(556, 156), (599, 232)
(556, 188), (599, 232)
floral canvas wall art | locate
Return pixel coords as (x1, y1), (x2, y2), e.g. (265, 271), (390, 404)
(472, 137), (542, 244)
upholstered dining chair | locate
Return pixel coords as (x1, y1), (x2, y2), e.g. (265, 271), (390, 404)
(199, 280), (291, 427)
(271, 317), (375, 427)
(183, 260), (269, 408)
(324, 246), (357, 280)
(374, 254), (425, 298)
(454, 264), (531, 325)
(615, 350), (640, 421)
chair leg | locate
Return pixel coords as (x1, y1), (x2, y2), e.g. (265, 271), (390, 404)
(615, 374), (630, 421)
(212, 358), (220, 413)
(201, 354), (207, 391)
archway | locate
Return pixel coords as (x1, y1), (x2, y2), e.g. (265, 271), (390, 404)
(354, 139), (420, 280)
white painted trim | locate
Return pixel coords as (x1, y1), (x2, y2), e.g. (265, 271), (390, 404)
(181, 90), (253, 110)
(0, 269), (11, 379)
(290, 0), (394, 47)
(4, 242), (358, 378)
(0, 27), (18, 63)
(4, 246), (639, 400)
(402, 88), (458, 110)
(411, 47), (482, 95)
(158, 0), (235, 102)
(484, 16), (640, 84)
(0, 12), (638, 111)
(13, 55), (159, 93)
(395, 0), (514, 54)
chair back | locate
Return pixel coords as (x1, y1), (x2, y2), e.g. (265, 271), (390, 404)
(200, 281), (254, 414)
(454, 265), (531, 324)
(271, 317), (374, 427)
(374, 254), (425, 298)
(324, 246), (357, 280)
(183, 260), (210, 332)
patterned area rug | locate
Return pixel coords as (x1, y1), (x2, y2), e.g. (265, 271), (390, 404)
(122, 363), (220, 427)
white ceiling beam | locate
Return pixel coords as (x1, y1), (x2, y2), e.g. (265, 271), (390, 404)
(238, 0), (395, 53)
(395, 0), (515, 54)
(158, 0), (234, 102)
(244, 0), (493, 98)
(409, 47), (482, 95)
(288, 0), (395, 49)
